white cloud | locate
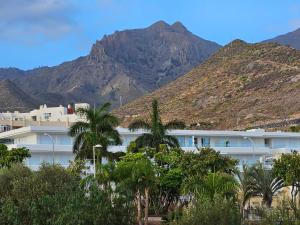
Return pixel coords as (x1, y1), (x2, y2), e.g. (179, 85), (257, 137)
(0, 0), (78, 43)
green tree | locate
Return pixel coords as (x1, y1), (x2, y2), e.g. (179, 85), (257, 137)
(152, 147), (184, 214)
(151, 147), (237, 214)
(289, 125), (300, 132)
(235, 165), (255, 217)
(273, 152), (300, 206)
(183, 172), (238, 201)
(115, 153), (155, 225)
(69, 102), (122, 162)
(0, 163), (134, 225)
(249, 163), (284, 208)
(179, 148), (238, 178)
(128, 99), (185, 151)
(0, 144), (30, 168)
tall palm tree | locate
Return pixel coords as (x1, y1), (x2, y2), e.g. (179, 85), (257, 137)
(249, 164), (284, 208)
(69, 102), (122, 162)
(128, 99), (185, 151)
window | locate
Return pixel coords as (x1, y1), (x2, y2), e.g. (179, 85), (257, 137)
(44, 113), (51, 120)
(177, 137), (185, 147)
(194, 137), (198, 146)
(201, 137), (210, 147)
(264, 139), (271, 147)
(187, 137), (193, 147)
(225, 140), (230, 147)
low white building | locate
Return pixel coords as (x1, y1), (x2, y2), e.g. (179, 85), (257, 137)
(1, 126), (300, 170)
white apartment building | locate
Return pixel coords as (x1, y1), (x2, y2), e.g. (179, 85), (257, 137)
(1, 126), (300, 170)
(0, 103), (89, 131)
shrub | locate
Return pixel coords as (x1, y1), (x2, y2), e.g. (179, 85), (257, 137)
(0, 163), (134, 225)
(169, 195), (241, 225)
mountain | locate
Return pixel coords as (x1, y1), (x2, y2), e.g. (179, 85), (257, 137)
(0, 21), (221, 109)
(0, 68), (24, 80)
(0, 80), (37, 112)
(264, 28), (300, 50)
(114, 40), (300, 129)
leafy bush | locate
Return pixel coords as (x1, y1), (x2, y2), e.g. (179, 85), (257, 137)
(169, 195), (241, 225)
(0, 144), (30, 168)
(0, 163), (134, 225)
(259, 201), (300, 225)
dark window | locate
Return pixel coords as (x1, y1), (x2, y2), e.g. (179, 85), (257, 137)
(194, 137), (198, 145)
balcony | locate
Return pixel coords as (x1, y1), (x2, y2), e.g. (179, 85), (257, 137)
(7, 144), (72, 152)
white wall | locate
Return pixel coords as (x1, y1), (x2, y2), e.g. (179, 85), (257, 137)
(26, 152), (74, 168)
(14, 134), (37, 144)
(271, 138), (300, 149)
(37, 134), (72, 145)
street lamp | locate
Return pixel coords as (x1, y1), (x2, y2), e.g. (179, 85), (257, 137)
(244, 137), (255, 164)
(44, 133), (54, 165)
(93, 144), (102, 178)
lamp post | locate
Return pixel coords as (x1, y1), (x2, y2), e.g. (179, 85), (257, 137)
(244, 137), (255, 164)
(93, 144), (102, 178)
(44, 133), (54, 165)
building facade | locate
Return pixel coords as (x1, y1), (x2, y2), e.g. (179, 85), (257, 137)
(0, 103), (89, 131)
(1, 126), (300, 170)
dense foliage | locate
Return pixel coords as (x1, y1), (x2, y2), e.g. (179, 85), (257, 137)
(2, 101), (300, 225)
(0, 144), (30, 168)
(169, 196), (242, 225)
(0, 164), (134, 225)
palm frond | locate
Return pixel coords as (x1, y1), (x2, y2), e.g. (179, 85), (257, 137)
(128, 119), (151, 131)
(135, 133), (155, 148)
(101, 113), (120, 127)
(164, 119), (185, 130)
(97, 102), (111, 114)
(104, 129), (122, 146)
(68, 121), (89, 136)
(164, 135), (180, 148)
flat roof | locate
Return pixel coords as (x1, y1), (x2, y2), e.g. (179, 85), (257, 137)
(0, 126), (69, 139)
(1, 126), (300, 139)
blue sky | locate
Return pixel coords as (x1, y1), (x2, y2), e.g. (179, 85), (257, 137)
(1, 0), (300, 70)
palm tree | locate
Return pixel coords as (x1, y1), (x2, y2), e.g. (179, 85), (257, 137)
(183, 172), (238, 201)
(69, 102), (122, 162)
(249, 164), (284, 208)
(236, 165), (254, 209)
(128, 99), (185, 151)
(235, 165), (256, 219)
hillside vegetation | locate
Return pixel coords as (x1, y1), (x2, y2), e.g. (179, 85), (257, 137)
(115, 40), (300, 129)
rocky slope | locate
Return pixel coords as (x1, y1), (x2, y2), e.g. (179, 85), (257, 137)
(114, 40), (300, 129)
(264, 28), (300, 50)
(0, 21), (221, 109)
(0, 80), (37, 112)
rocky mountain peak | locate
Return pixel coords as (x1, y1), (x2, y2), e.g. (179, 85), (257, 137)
(0, 21), (221, 111)
(148, 20), (171, 31)
(171, 21), (188, 33)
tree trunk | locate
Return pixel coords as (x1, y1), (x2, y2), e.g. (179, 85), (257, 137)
(144, 187), (149, 225)
(137, 190), (142, 225)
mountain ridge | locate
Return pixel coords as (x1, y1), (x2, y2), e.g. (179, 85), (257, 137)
(264, 27), (300, 50)
(0, 80), (37, 112)
(0, 21), (221, 111)
(114, 40), (300, 129)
